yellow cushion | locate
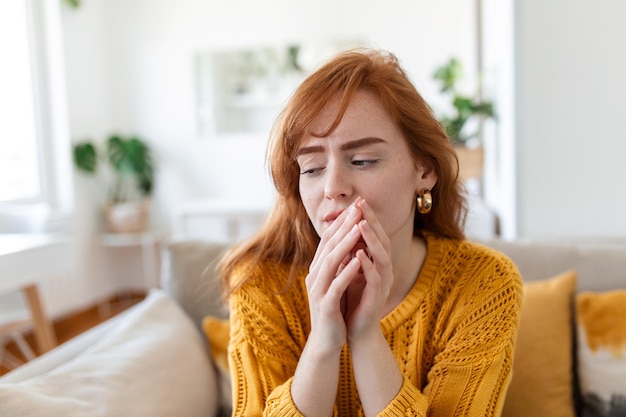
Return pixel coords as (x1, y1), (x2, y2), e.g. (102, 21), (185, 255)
(502, 271), (577, 417)
(202, 316), (231, 412)
(577, 290), (626, 416)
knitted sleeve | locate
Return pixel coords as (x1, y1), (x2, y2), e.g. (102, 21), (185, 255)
(378, 244), (523, 417)
(228, 262), (308, 417)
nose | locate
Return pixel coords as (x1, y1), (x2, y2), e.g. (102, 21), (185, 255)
(324, 162), (353, 200)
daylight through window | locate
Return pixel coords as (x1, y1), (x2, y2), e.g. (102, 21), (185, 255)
(0, 0), (42, 202)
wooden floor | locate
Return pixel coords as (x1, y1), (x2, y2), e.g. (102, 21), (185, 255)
(0, 292), (145, 376)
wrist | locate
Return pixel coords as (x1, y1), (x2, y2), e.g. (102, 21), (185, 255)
(307, 327), (346, 357)
(349, 328), (403, 416)
(347, 323), (382, 347)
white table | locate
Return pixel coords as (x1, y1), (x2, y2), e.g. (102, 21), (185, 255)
(173, 198), (272, 243)
(97, 232), (161, 318)
(0, 234), (70, 353)
(0, 234), (70, 292)
(100, 232), (159, 290)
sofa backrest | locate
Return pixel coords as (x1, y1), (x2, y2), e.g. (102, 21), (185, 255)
(161, 237), (626, 329)
(480, 239), (626, 292)
(160, 239), (230, 329)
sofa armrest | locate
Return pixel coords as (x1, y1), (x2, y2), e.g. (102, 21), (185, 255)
(0, 307), (131, 383)
(0, 290), (220, 417)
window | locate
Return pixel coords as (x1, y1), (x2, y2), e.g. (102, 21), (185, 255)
(0, 0), (41, 202)
(0, 0), (73, 233)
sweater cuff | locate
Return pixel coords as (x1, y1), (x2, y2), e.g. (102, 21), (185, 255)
(375, 377), (428, 417)
(265, 377), (306, 417)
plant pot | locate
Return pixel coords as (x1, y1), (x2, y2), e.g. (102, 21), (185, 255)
(455, 145), (484, 181)
(104, 201), (149, 234)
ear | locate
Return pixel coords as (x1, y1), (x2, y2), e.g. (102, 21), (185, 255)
(415, 158), (438, 193)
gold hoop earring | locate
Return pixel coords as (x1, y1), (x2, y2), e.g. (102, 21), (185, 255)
(417, 190), (432, 214)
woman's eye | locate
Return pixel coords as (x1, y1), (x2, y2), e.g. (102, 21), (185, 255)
(352, 159), (379, 167)
(300, 167), (324, 176)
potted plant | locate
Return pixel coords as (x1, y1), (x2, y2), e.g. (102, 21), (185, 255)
(73, 135), (154, 233)
(433, 58), (495, 179)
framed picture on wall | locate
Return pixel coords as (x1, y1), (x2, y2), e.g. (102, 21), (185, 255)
(194, 39), (363, 140)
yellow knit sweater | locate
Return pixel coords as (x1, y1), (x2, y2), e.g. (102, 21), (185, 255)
(228, 234), (522, 417)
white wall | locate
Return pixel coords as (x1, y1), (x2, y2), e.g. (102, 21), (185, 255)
(480, 0), (516, 239)
(59, 0), (626, 294)
(62, 0), (478, 233)
(55, 0), (626, 315)
(57, 0), (485, 307)
(514, 0), (626, 239)
(61, 0), (119, 307)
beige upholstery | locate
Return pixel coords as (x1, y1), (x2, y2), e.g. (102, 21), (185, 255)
(3, 237), (625, 417)
(160, 238), (626, 331)
(480, 239), (626, 291)
(160, 239), (230, 328)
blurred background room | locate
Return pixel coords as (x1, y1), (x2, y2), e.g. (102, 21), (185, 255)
(1, 0), (625, 371)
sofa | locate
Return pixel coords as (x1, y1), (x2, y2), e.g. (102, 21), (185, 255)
(0, 237), (625, 417)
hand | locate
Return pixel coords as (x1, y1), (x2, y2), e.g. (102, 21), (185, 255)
(305, 199), (366, 353)
(343, 198), (394, 343)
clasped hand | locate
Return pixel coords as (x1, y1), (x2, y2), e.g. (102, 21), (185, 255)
(305, 197), (393, 353)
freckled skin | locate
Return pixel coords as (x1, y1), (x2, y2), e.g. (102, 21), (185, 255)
(297, 90), (428, 255)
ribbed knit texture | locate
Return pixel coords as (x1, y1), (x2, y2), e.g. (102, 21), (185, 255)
(228, 234), (523, 417)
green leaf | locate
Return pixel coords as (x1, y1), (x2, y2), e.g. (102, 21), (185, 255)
(433, 58), (462, 93)
(452, 96), (474, 117)
(63, 0), (81, 9)
(73, 142), (97, 173)
(470, 101), (495, 118)
(442, 116), (467, 142)
(433, 57), (496, 144)
(106, 135), (154, 196)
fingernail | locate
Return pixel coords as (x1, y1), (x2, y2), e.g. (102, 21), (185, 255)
(348, 204), (358, 219)
(350, 224), (359, 235)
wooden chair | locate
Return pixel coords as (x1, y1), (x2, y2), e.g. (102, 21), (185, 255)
(0, 284), (57, 371)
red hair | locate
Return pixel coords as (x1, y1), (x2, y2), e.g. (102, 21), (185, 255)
(219, 48), (467, 294)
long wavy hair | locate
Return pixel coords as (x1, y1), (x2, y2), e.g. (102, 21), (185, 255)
(219, 48), (467, 294)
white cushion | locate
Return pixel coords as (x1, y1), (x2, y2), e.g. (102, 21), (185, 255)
(577, 290), (626, 416)
(0, 289), (219, 417)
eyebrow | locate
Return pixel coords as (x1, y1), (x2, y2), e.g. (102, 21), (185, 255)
(296, 137), (386, 157)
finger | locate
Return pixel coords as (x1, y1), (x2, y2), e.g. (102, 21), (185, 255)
(308, 223), (364, 295)
(318, 223), (364, 285)
(355, 198), (389, 249)
(357, 220), (390, 273)
(351, 249), (389, 324)
(355, 200), (391, 266)
(356, 248), (383, 291)
(311, 202), (363, 274)
(311, 202), (362, 267)
(336, 252), (353, 276)
(326, 255), (362, 306)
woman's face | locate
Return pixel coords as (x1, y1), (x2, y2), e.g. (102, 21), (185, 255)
(296, 90), (437, 245)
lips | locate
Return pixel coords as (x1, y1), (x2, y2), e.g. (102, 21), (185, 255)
(322, 210), (370, 260)
(323, 210), (344, 227)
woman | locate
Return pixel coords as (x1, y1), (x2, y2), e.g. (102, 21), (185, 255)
(218, 48), (522, 417)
